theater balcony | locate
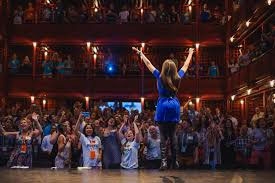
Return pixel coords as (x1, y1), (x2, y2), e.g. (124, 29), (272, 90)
(8, 23), (224, 46)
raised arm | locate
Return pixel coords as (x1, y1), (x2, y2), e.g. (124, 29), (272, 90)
(118, 122), (126, 140)
(180, 48), (194, 73)
(74, 113), (83, 137)
(133, 117), (140, 143)
(31, 113), (43, 137)
(132, 47), (156, 73)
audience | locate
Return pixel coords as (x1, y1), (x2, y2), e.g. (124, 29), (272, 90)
(0, 99), (274, 170)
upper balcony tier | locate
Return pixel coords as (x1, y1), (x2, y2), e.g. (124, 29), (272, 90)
(8, 23), (225, 46)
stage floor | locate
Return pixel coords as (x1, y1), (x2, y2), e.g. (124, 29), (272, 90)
(0, 169), (275, 183)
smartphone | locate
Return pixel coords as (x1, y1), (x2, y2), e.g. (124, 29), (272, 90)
(81, 112), (90, 118)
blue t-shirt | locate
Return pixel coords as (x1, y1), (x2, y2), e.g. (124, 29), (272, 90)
(57, 62), (65, 74)
(9, 59), (20, 69)
(120, 138), (140, 169)
(43, 61), (53, 75)
(209, 66), (218, 76)
(153, 69), (185, 97)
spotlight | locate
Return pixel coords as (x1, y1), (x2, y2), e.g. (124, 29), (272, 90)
(44, 52), (48, 57)
(108, 66), (113, 71)
(31, 96), (35, 103)
(270, 80), (274, 87)
(195, 43), (200, 49)
(231, 95), (235, 101)
(43, 99), (46, 105)
(189, 101), (193, 105)
(267, 0), (272, 5)
(189, 5), (192, 12)
(141, 42), (145, 48)
(33, 42), (37, 47)
(85, 97), (89, 102)
(95, 8), (98, 12)
(240, 100), (244, 105)
(93, 54), (97, 60)
(196, 98), (200, 103)
(247, 89), (252, 95)
(230, 36), (234, 42)
(246, 21), (250, 27)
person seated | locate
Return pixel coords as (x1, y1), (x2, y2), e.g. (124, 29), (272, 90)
(42, 56), (53, 78)
(79, 4), (89, 23)
(106, 3), (118, 23)
(228, 59), (239, 74)
(212, 5), (222, 24)
(21, 56), (32, 74)
(238, 48), (251, 67)
(24, 2), (35, 23)
(8, 53), (20, 74)
(177, 122), (199, 169)
(180, 6), (191, 24)
(156, 3), (168, 23)
(201, 3), (211, 22)
(13, 6), (24, 24)
(169, 5), (180, 24)
(144, 5), (156, 23)
(208, 61), (219, 77)
(119, 5), (130, 23)
(67, 6), (79, 23)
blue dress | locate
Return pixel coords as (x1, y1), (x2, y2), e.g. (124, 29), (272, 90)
(153, 69), (185, 123)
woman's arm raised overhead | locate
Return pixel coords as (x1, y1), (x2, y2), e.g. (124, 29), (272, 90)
(132, 47), (156, 73)
(180, 48), (194, 73)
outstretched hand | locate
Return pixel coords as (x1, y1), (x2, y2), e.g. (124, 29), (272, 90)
(132, 47), (142, 54)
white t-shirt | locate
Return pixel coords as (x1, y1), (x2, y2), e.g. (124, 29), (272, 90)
(120, 138), (139, 169)
(80, 133), (102, 167)
(119, 10), (129, 23)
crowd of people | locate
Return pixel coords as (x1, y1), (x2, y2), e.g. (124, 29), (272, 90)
(228, 30), (274, 74)
(12, 0), (226, 25)
(0, 98), (274, 169)
(8, 51), (222, 78)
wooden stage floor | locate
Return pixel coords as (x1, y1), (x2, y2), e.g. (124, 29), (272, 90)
(0, 169), (275, 183)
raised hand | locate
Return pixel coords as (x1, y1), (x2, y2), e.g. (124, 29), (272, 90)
(132, 47), (142, 54)
(32, 112), (39, 121)
(189, 48), (195, 53)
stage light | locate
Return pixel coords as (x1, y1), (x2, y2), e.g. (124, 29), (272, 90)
(247, 89), (252, 95)
(240, 100), (244, 105)
(239, 45), (243, 48)
(230, 36), (234, 42)
(246, 21), (250, 27)
(270, 80), (274, 87)
(196, 98), (200, 103)
(195, 43), (200, 49)
(141, 97), (144, 103)
(267, 0), (272, 5)
(141, 8), (144, 15)
(189, 5), (192, 12)
(85, 97), (89, 102)
(93, 54), (97, 60)
(44, 52), (48, 57)
(33, 42), (37, 47)
(87, 42), (91, 50)
(108, 66), (113, 71)
(95, 8), (98, 12)
(189, 101), (193, 105)
(141, 42), (145, 48)
(231, 95), (235, 101)
(31, 96), (35, 103)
